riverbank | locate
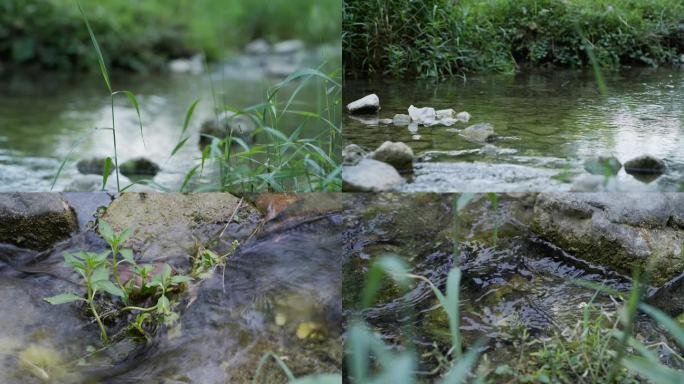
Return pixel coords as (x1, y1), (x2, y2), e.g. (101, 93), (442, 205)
(343, 0), (684, 79)
(1, 0), (340, 72)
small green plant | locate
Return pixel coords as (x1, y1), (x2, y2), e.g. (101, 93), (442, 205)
(44, 251), (124, 344)
(44, 220), (194, 345)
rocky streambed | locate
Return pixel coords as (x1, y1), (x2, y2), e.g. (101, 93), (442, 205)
(0, 193), (342, 383)
(342, 193), (683, 380)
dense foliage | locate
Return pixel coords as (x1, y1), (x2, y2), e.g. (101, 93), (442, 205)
(343, 0), (684, 78)
(0, 0), (341, 72)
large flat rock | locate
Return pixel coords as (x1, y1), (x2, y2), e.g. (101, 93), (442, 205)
(532, 193), (683, 285)
(100, 193), (260, 270)
(0, 193), (78, 250)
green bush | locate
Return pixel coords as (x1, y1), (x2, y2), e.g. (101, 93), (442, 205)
(343, 0), (684, 78)
(0, 0), (341, 72)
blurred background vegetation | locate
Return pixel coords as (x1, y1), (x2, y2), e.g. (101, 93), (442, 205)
(343, 0), (684, 78)
(0, 0), (341, 72)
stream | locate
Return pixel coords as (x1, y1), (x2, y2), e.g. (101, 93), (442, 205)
(342, 193), (683, 379)
(0, 193), (342, 383)
(0, 45), (339, 192)
(344, 68), (684, 192)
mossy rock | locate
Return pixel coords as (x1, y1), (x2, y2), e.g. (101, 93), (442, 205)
(119, 157), (161, 177)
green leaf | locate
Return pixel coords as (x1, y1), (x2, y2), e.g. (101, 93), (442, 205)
(180, 165), (200, 192)
(91, 266), (110, 283)
(170, 136), (191, 158)
(119, 249), (135, 264)
(100, 157), (113, 191)
(113, 91), (145, 146)
(181, 99), (200, 138)
(290, 374), (342, 384)
(76, 1), (111, 93)
(98, 220), (115, 243)
(161, 264), (172, 284)
(639, 303), (684, 348)
(64, 252), (85, 271)
(170, 275), (193, 285)
(622, 357), (684, 384)
(439, 339), (484, 384)
(44, 293), (84, 305)
(157, 295), (170, 314)
(93, 280), (124, 297)
(118, 228), (133, 244)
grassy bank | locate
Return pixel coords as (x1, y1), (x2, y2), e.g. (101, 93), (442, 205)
(343, 0), (684, 79)
(1, 0), (340, 72)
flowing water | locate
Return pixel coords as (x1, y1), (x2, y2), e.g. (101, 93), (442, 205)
(0, 46), (338, 192)
(342, 194), (682, 378)
(344, 68), (684, 192)
(0, 194), (342, 383)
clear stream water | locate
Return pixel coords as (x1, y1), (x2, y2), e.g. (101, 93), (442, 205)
(0, 194), (342, 383)
(0, 47), (338, 192)
(344, 68), (684, 192)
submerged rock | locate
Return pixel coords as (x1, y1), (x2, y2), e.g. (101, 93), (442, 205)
(462, 123), (496, 143)
(342, 159), (405, 192)
(532, 193), (684, 285)
(583, 155), (622, 175)
(647, 272), (684, 316)
(624, 155), (666, 175)
(200, 111), (258, 146)
(371, 141), (414, 170)
(347, 94), (380, 114)
(0, 193), (77, 250)
(393, 114), (411, 126)
(435, 109), (455, 120)
(76, 157), (111, 176)
(342, 144), (367, 166)
(119, 157), (160, 178)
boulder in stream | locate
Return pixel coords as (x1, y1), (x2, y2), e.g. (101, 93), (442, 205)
(342, 144), (367, 166)
(99, 193), (260, 271)
(76, 157), (112, 176)
(532, 193), (684, 285)
(624, 155), (666, 175)
(462, 123), (496, 143)
(583, 155), (622, 175)
(342, 159), (405, 192)
(371, 141), (414, 170)
(393, 114), (411, 126)
(200, 111), (257, 146)
(347, 94), (380, 114)
(0, 193), (78, 250)
(119, 157), (160, 178)
(456, 111), (471, 123)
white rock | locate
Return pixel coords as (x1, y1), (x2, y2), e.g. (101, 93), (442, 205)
(379, 119), (393, 125)
(408, 105), (436, 125)
(393, 114), (411, 126)
(343, 159), (405, 192)
(245, 39), (271, 55)
(371, 141), (414, 170)
(273, 39), (305, 55)
(347, 94), (380, 114)
(168, 54), (204, 74)
(456, 111), (471, 123)
(436, 109), (456, 119)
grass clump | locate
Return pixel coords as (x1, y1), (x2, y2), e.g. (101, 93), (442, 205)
(343, 0), (684, 78)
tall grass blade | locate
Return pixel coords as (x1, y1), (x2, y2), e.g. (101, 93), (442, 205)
(101, 157), (113, 191)
(113, 90), (145, 146)
(75, 0), (111, 93)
